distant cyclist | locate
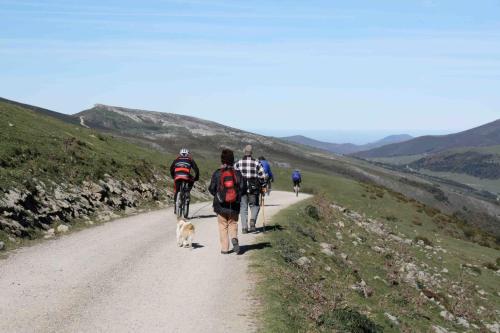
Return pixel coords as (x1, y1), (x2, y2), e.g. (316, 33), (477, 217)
(292, 169), (301, 196)
(170, 148), (200, 214)
(258, 156), (274, 196)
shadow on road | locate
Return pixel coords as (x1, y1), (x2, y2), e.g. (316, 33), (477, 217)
(239, 242), (271, 254)
(190, 214), (217, 220)
(263, 204), (280, 207)
(256, 224), (285, 233)
(191, 243), (204, 249)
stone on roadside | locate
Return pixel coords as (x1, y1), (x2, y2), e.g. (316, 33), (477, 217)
(385, 312), (399, 325)
(56, 224), (69, 233)
(456, 317), (469, 329)
(44, 229), (55, 239)
(486, 322), (500, 333)
(321, 248), (334, 256)
(440, 310), (455, 321)
(0, 241), (4, 250)
(295, 256), (311, 267)
(319, 242), (331, 249)
(432, 325), (451, 333)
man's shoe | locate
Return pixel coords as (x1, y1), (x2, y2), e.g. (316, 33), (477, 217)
(249, 221), (256, 233)
(231, 238), (241, 255)
(242, 228), (248, 234)
(221, 250), (231, 255)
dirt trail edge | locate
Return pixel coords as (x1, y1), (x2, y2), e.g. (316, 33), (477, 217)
(0, 191), (309, 333)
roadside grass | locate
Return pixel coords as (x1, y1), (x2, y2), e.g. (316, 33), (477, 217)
(252, 173), (500, 332)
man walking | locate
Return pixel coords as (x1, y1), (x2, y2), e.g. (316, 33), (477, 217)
(209, 149), (246, 254)
(235, 145), (266, 233)
(258, 156), (273, 196)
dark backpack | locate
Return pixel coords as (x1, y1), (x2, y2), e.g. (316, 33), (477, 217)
(216, 168), (238, 204)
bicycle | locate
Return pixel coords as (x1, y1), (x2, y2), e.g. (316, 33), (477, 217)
(175, 180), (191, 219)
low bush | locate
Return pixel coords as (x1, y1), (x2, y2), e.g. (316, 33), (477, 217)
(414, 235), (433, 246)
(483, 262), (498, 271)
(317, 308), (382, 333)
(275, 238), (300, 263)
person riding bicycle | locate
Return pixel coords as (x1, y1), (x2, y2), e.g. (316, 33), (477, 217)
(170, 148), (200, 214)
(258, 156), (274, 195)
(292, 169), (302, 192)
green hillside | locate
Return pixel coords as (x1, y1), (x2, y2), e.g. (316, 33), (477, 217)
(253, 174), (500, 332)
(409, 149), (500, 180)
(0, 102), (172, 189)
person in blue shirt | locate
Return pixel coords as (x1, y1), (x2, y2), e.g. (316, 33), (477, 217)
(291, 169), (302, 196)
(258, 156), (273, 195)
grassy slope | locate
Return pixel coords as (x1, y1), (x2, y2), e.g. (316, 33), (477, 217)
(253, 173), (500, 332)
(0, 101), (174, 190)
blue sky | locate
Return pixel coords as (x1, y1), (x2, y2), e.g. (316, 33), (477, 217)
(1, 0), (499, 142)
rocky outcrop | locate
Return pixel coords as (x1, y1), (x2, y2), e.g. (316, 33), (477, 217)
(0, 174), (201, 240)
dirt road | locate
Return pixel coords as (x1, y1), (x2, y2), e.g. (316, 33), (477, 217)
(0, 191), (308, 332)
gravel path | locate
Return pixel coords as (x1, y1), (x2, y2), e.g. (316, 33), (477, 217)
(0, 191), (308, 333)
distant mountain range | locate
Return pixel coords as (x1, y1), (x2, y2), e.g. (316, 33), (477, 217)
(353, 119), (500, 158)
(282, 134), (413, 155)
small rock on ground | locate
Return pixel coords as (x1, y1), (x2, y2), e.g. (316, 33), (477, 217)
(295, 256), (311, 267)
(57, 224), (70, 233)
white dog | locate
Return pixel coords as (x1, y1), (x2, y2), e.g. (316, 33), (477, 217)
(176, 217), (195, 248)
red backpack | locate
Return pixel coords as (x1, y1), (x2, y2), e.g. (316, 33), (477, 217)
(217, 168), (238, 204)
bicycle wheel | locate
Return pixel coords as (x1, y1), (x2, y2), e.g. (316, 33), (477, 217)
(183, 191), (190, 219)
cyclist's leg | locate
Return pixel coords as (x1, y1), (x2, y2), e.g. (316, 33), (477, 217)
(186, 182), (193, 201)
(173, 180), (179, 213)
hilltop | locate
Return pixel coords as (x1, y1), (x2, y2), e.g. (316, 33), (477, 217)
(76, 104), (325, 167)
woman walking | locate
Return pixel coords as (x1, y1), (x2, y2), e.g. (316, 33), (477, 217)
(209, 149), (247, 254)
